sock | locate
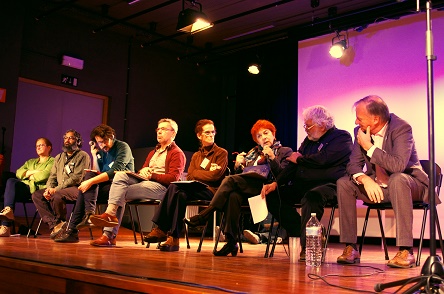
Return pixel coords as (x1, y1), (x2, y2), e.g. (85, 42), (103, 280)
(103, 230), (113, 239)
(105, 204), (118, 216)
(400, 246), (413, 254)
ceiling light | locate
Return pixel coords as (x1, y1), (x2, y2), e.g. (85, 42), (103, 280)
(329, 32), (348, 58)
(248, 64), (260, 75)
(177, 0), (213, 34)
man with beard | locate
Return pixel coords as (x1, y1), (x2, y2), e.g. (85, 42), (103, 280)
(32, 129), (90, 238)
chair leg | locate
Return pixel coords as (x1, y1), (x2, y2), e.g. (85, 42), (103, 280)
(184, 219), (191, 249)
(134, 205), (145, 246)
(197, 221), (209, 252)
(264, 216), (275, 258)
(27, 210), (39, 238)
(34, 218), (42, 238)
(436, 212), (444, 257)
(417, 206), (428, 266)
(376, 209), (389, 260)
(213, 213), (225, 253)
(322, 206), (336, 263)
(127, 205), (138, 244)
(269, 224), (280, 258)
(359, 207), (371, 255)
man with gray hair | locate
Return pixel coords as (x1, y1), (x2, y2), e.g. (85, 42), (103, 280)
(89, 118), (186, 247)
(261, 105), (353, 260)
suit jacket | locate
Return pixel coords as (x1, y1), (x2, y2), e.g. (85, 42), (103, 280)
(347, 113), (433, 202)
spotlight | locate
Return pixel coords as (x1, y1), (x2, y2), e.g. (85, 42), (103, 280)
(248, 64), (260, 75)
(329, 32), (348, 58)
(177, 0), (213, 34)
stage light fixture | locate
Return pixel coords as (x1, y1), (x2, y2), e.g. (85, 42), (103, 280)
(248, 64), (260, 75)
(177, 0), (213, 34)
(329, 32), (348, 58)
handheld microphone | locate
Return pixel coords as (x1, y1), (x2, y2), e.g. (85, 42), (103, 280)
(89, 141), (95, 147)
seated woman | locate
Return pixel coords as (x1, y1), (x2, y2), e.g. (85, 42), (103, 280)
(184, 120), (292, 256)
(0, 137), (54, 236)
(144, 119), (228, 251)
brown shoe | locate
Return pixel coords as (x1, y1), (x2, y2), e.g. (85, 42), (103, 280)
(90, 234), (116, 247)
(387, 250), (415, 268)
(337, 245), (361, 264)
(89, 213), (119, 227)
(143, 227), (167, 243)
(159, 236), (180, 252)
(50, 221), (66, 239)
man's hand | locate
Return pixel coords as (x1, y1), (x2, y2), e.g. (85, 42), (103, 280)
(78, 179), (93, 193)
(209, 163), (221, 171)
(43, 188), (56, 200)
(138, 167), (152, 180)
(286, 152), (302, 164)
(357, 126), (373, 151)
(261, 182), (277, 199)
(359, 175), (384, 203)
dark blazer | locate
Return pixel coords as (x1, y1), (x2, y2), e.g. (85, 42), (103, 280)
(347, 113), (432, 202)
(277, 127), (353, 185)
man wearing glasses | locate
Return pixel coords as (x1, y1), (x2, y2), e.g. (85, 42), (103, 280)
(32, 129), (90, 238)
(89, 118), (186, 247)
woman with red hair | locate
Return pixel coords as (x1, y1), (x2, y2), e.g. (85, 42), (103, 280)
(185, 119), (292, 256)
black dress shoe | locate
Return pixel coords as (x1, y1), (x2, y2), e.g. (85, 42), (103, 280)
(183, 214), (208, 227)
(213, 242), (239, 257)
(54, 229), (79, 243)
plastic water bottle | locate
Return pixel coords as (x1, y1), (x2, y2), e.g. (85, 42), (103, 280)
(306, 213), (322, 267)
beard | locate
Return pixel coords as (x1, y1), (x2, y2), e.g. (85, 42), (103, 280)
(62, 142), (79, 153)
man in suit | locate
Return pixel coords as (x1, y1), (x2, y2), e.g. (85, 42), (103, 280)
(336, 95), (429, 268)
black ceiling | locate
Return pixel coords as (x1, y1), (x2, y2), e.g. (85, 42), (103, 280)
(32, 0), (444, 63)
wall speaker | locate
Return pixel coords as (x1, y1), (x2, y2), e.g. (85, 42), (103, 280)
(61, 55), (84, 70)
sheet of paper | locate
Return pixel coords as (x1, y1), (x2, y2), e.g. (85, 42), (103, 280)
(248, 194), (268, 224)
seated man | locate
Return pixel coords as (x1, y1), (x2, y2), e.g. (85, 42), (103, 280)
(54, 124), (135, 243)
(32, 130), (90, 237)
(336, 95), (429, 268)
(89, 118), (186, 247)
(261, 105), (352, 261)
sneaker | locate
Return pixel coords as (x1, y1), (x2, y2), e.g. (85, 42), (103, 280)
(143, 227), (168, 243)
(159, 236), (180, 252)
(215, 226), (225, 242)
(90, 234), (116, 247)
(0, 207), (14, 221)
(50, 221), (66, 239)
(243, 229), (260, 244)
(54, 229), (79, 243)
(89, 213), (119, 227)
(0, 225), (10, 237)
(76, 212), (94, 230)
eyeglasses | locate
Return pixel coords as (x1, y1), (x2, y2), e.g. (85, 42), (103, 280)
(155, 127), (174, 133)
(63, 136), (77, 140)
(36, 144), (47, 148)
(303, 124), (316, 130)
(202, 131), (216, 136)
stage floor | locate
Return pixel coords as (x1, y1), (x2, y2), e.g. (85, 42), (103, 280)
(0, 226), (441, 293)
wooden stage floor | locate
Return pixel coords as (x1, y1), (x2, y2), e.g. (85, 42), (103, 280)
(0, 226), (442, 293)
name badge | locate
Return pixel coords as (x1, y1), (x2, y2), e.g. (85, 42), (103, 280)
(200, 158), (210, 169)
(109, 161), (114, 168)
(65, 164), (72, 174)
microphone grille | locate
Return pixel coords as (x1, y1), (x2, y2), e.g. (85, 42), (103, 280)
(89, 141), (95, 146)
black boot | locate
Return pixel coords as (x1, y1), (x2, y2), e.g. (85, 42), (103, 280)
(183, 205), (216, 227)
(76, 211), (94, 230)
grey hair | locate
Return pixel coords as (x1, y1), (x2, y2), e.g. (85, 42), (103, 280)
(353, 95), (390, 123)
(158, 118), (178, 134)
(302, 105), (335, 130)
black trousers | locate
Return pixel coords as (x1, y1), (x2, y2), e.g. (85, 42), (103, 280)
(210, 174), (265, 239)
(68, 171), (111, 230)
(266, 182), (336, 247)
(152, 183), (213, 238)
